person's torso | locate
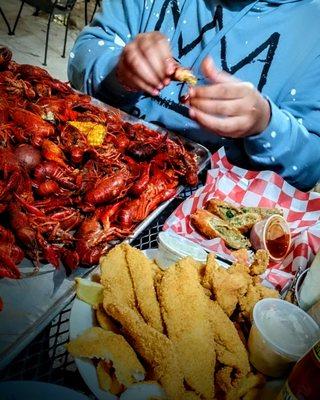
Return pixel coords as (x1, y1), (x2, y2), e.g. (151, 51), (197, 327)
(120, 0), (320, 150)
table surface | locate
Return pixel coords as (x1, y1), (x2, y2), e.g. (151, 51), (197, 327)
(0, 180), (203, 399)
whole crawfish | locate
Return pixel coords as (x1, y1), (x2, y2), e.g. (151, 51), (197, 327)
(60, 123), (88, 164)
(8, 202), (61, 269)
(75, 200), (130, 266)
(84, 163), (133, 206)
(153, 138), (199, 186)
(0, 225), (24, 279)
(0, 76), (36, 101)
(33, 161), (79, 191)
(16, 64), (72, 96)
(117, 166), (178, 229)
(124, 122), (166, 161)
(0, 147), (24, 212)
(10, 108), (55, 147)
(36, 97), (78, 122)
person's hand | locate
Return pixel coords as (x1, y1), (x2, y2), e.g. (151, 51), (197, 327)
(188, 57), (271, 137)
(116, 32), (177, 96)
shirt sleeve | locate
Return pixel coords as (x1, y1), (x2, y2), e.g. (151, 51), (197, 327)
(67, 0), (144, 106)
(243, 55), (320, 191)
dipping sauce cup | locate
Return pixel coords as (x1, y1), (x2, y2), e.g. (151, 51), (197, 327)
(248, 298), (320, 378)
(250, 215), (291, 261)
(156, 231), (208, 269)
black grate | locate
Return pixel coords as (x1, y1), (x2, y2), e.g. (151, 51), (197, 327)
(0, 182), (203, 398)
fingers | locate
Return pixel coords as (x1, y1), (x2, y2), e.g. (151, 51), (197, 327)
(122, 44), (162, 89)
(201, 56), (236, 84)
(189, 82), (250, 100)
(136, 33), (171, 81)
(189, 98), (248, 117)
(117, 32), (174, 95)
(117, 58), (158, 95)
(189, 107), (250, 137)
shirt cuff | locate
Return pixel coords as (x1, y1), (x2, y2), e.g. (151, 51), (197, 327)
(244, 99), (291, 157)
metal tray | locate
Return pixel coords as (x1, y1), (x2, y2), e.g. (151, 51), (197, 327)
(0, 100), (210, 370)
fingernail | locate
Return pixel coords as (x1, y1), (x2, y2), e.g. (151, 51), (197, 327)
(180, 94), (190, 104)
(189, 108), (195, 118)
(189, 87), (194, 97)
(164, 78), (170, 86)
(152, 89), (159, 96)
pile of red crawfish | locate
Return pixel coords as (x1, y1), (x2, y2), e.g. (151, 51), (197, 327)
(0, 46), (198, 279)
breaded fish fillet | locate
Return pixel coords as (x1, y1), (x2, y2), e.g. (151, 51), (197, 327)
(100, 243), (135, 309)
(67, 327), (145, 387)
(157, 257), (216, 400)
(249, 249), (269, 276)
(226, 372), (265, 400)
(239, 283), (279, 320)
(208, 301), (250, 377)
(203, 254), (250, 316)
(125, 244), (164, 332)
(104, 301), (200, 400)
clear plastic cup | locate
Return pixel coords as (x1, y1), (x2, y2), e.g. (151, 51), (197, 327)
(250, 215), (291, 261)
(248, 298), (320, 377)
(155, 231), (207, 269)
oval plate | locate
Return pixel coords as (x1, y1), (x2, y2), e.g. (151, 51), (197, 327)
(0, 381), (90, 400)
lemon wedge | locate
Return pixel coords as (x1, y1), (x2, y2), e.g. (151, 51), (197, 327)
(75, 277), (103, 308)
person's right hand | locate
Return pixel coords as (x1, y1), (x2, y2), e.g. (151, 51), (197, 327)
(116, 32), (176, 96)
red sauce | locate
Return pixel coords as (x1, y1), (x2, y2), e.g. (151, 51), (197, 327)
(266, 233), (290, 259)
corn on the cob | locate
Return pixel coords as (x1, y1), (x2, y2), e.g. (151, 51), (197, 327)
(68, 121), (107, 147)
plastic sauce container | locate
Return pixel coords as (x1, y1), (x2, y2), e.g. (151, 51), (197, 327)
(250, 215), (291, 261)
(248, 298), (320, 378)
(299, 251), (320, 310)
(156, 231), (208, 269)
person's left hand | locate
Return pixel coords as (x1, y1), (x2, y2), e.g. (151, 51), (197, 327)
(188, 57), (271, 138)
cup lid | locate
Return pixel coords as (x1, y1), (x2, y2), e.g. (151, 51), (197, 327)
(158, 231), (208, 262)
(253, 298), (320, 360)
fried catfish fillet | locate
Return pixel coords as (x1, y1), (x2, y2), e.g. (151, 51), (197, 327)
(67, 327), (145, 387)
(216, 367), (264, 400)
(104, 301), (201, 400)
(125, 244), (164, 332)
(202, 254), (251, 316)
(238, 283), (279, 320)
(249, 249), (269, 276)
(100, 243), (135, 309)
(157, 257), (216, 400)
(207, 301), (250, 378)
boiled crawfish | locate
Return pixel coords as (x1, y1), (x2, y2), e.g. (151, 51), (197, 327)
(0, 225), (24, 279)
(117, 166), (178, 229)
(10, 108), (55, 147)
(0, 46), (201, 276)
(75, 201), (130, 266)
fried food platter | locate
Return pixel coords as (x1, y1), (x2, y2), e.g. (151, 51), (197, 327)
(67, 243), (280, 400)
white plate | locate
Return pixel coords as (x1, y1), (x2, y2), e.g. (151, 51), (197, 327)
(0, 381), (90, 400)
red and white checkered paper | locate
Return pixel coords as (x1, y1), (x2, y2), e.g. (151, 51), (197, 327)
(164, 148), (320, 289)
